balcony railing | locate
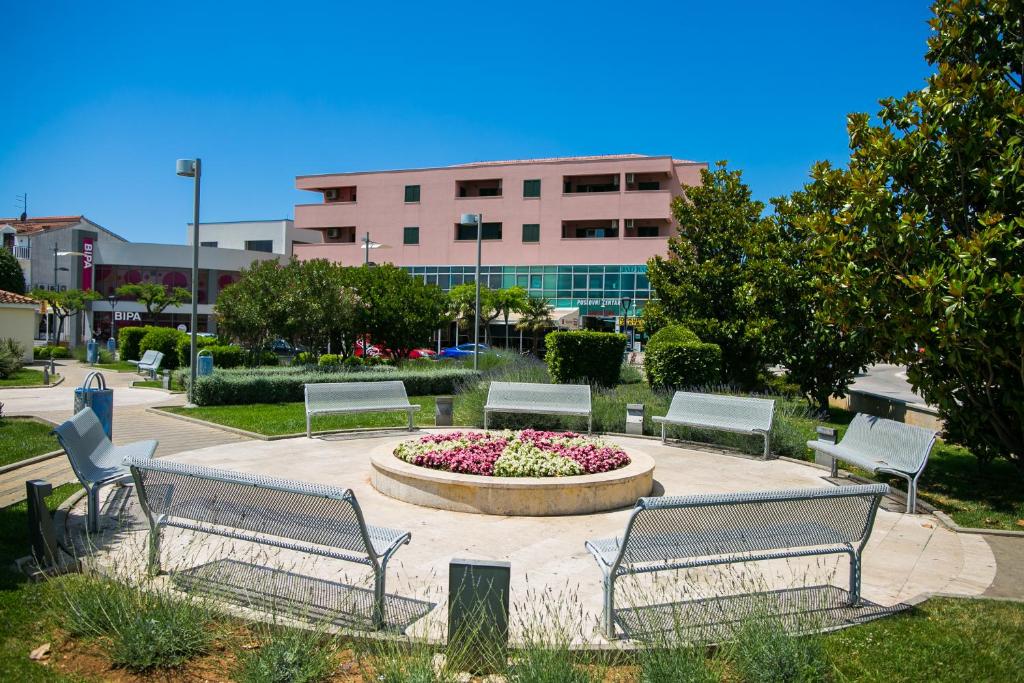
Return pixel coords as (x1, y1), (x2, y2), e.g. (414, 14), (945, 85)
(4, 244), (29, 259)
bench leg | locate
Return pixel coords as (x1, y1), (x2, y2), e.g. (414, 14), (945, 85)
(147, 524), (162, 577)
(847, 550), (861, 607)
(372, 564), (387, 630)
(484, 410), (488, 432)
(306, 412), (312, 439)
(906, 473), (919, 514)
(408, 409), (415, 431)
(762, 433), (770, 460)
(661, 422), (666, 443)
(603, 573), (617, 640)
(830, 456), (839, 478)
(86, 484), (100, 534)
(588, 414), (592, 435)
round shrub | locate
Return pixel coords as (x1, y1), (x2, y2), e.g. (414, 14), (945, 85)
(644, 338), (722, 388)
(117, 326), (152, 361)
(318, 353), (341, 367)
(139, 327), (185, 370)
(35, 345), (70, 359)
(645, 324), (700, 351)
(545, 330), (627, 387)
(175, 334), (220, 367)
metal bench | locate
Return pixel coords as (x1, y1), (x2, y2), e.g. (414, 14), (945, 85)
(807, 413), (937, 513)
(52, 408), (158, 533)
(126, 455), (411, 629)
(304, 380), (420, 438)
(585, 483), (888, 639)
(653, 391), (776, 459)
(134, 349), (164, 379)
(484, 381), (593, 433)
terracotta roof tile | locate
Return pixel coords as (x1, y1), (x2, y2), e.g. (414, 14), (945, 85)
(0, 289), (37, 305)
(0, 216), (84, 235)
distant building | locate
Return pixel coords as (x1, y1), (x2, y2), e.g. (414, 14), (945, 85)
(186, 219), (322, 255)
(0, 289), (39, 362)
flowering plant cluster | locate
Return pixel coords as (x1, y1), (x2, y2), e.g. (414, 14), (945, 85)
(393, 429), (630, 478)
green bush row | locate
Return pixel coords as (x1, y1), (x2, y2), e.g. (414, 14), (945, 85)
(186, 367), (481, 406)
(34, 345), (70, 359)
(138, 327), (184, 370)
(545, 331), (627, 387)
(117, 326), (152, 361)
(644, 340), (722, 388)
(175, 335), (219, 367)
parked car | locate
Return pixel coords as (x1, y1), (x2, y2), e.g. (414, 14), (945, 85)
(439, 343), (490, 359)
(269, 339), (294, 355)
(408, 348), (437, 359)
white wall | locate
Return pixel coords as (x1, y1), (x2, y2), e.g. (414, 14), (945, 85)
(186, 219), (322, 255)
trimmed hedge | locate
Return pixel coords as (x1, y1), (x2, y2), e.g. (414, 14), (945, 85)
(544, 331), (627, 387)
(139, 327), (185, 370)
(318, 354), (341, 367)
(644, 336), (722, 388)
(34, 345), (71, 359)
(175, 335), (220, 367)
(645, 324), (700, 350)
(117, 326), (152, 361)
(186, 367), (481, 406)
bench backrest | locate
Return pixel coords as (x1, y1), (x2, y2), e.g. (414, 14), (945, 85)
(614, 484), (888, 567)
(487, 381), (591, 410)
(52, 408), (113, 483)
(840, 413), (937, 473)
(125, 455), (380, 560)
(138, 349), (159, 365)
(666, 391), (775, 432)
(304, 380), (411, 410)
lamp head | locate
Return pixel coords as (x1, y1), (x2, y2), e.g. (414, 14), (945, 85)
(176, 159), (198, 177)
(459, 213), (482, 226)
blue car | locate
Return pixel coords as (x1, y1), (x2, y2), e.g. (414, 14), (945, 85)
(439, 343), (490, 359)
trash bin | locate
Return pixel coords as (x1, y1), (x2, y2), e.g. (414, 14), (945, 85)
(106, 337), (117, 355)
(625, 403), (644, 435)
(86, 339), (99, 364)
(197, 349), (214, 377)
(74, 372), (113, 439)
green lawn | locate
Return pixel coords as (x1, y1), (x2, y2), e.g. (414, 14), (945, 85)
(0, 369), (58, 387)
(0, 419), (59, 467)
(162, 396), (438, 436)
(132, 380), (163, 389)
(90, 360), (141, 372)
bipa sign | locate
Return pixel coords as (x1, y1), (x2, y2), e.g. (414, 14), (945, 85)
(114, 311), (142, 322)
(81, 238), (94, 290)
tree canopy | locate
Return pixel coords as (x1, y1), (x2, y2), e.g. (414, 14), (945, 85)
(0, 248), (26, 294)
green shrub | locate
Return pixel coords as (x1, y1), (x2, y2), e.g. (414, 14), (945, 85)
(294, 351), (315, 365)
(187, 367), (481, 406)
(318, 353), (341, 367)
(0, 345), (20, 379)
(175, 334), (220, 366)
(644, 339), (722, 388)
(254, 349), (280, 366)
(233, 628), (338, 683)
(645, 324), (700, 351)
(638, 643), (720, 683)
(117, 326), (152, 361)
(139, 327), (185, 370)
(545, 331), (627, 387)
(727, 616), (829, 683)
(35, 345), (70, 359)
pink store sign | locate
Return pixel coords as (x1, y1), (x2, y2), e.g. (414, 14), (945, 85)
(81, 238), (94, 290)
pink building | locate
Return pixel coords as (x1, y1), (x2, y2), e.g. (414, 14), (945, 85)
(293, 154), (705, 324)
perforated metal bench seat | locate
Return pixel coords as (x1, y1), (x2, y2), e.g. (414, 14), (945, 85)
(653, 391), (776, 459)
(585, 484), (888, 639)
(484, 381), (592, 433)
(304, 380), (420, 437)
(127, 456), (411, 629)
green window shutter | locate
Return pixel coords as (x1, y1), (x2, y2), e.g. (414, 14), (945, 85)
(522, 223), (540, 242)
(482, 222), (502, 240)
(404, 185), (420, 202)
(403, 227), (420, 245)
(523, 179), (541, 198)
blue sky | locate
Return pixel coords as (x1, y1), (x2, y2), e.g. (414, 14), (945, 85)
(1, 2), (935, 243)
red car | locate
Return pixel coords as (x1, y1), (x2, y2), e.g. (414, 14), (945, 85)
(408, 348), (437, 359)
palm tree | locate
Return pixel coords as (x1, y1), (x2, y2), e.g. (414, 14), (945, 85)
(515, 296), (554, 356)
(492, 286), (529, 349)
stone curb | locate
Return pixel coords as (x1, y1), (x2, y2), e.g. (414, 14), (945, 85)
(0, 373), (65, 389)
(0, 448), (65, 475)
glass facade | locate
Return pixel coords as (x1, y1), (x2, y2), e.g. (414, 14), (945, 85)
(402, 263), (650, 317)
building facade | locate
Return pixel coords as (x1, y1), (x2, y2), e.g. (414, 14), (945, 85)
(292, 154), (704, 325)
(186, 219), (322, 255)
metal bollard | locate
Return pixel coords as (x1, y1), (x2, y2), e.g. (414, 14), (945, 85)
(815, 426), (838, 474)
(448, 558), (510, 674)
(26, 480), (59, 569)
(435, 396), (454, 426)
(625, 403), (645, 435)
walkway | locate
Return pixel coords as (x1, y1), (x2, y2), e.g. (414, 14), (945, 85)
(0, 360), (250, 507)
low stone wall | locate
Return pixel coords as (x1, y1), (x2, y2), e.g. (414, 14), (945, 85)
(831, 389), (943, 431)
(369, 441), (656, 516)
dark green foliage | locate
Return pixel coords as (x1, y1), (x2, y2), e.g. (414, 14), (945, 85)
(318, 353), (341, 366)
(645, 324), (700, 350)
(0, 346), (21, 379)
(117, 326), (152, 361)
(0, 247), (26, 294)
(643, 339), (722, 388)
(638, 643), (720, 683)
(139, 327), (185, 370)
(545, 331), (626, 387)
(187, 367), (481, 405)
(175, 334), (220, 366)
(234, 628), (338, 683)
(33, 344), (70, 359)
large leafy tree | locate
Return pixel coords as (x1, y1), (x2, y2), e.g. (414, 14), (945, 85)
(0, 248), (26, 294)
(647, 162), (778, 387)
(825, 0), (1023, 466)
(766, 163), (875, 412)
(448, 282), (500, 344)
(214, 260), (295, 352)
(345, 264), (448, 357)
(285, 259), (361, 357)
(115, 282), (191, 323)
(492, 285), (529, 348)
(516, 295), (554, 356)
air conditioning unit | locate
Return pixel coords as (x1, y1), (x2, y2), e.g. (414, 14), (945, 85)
(326, 228), (340, 238)
(626, 173), (636, 184)
(625, 219), (636, 229)
(324, 189), (338, 201)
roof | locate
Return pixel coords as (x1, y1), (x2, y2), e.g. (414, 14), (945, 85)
(0, 289), (37, 305)
(0, 216), (84, 235)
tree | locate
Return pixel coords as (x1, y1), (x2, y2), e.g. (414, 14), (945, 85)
(766, 163), (875, 413)
(31, 288), (100, 344)
(823, 0), (1024, 467)
(285, 259), (361, 357)
(345, 264), (448, 357)
(214, 260), (295, 352)
(646, 162), (778, 387)
(0, 248), (26, 294)
(116, 283), (191, 322)
(492, 286), (529, 348)
(516, 296), (554, 356)
(448, 282), (499, 344)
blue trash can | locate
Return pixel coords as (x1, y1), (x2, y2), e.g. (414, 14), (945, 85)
(86, 339), (99, 364)
(197, 349), (214, 377)
(106, 337), (117, 355)
(74, 372), (113, 439)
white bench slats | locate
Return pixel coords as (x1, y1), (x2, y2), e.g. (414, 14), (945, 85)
(807, 413), (937, 513)
(126, 455), (410, 629)
(484, 381), (592, 433)
(136, 349), (164, 379)
(304, 380), (420, 437)
(585, 483), (888, 639)
(653, 391), (775, 458)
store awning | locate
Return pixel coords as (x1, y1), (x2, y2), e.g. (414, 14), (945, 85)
(498, 307), (580, 329)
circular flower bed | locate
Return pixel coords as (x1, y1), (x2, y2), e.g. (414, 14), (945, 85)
(393, 430), (631, 477)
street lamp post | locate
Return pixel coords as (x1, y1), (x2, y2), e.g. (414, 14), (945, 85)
(459, 213), (483, 370)
(620, 296), (633, 350)
(107, 293), (119, 348)
(51, 246), (84, 343)
(176, 158), (201, 405)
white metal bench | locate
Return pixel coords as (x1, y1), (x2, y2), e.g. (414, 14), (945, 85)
(126, 455), (411, 629)
(304, 380), (420, 438)
(134, 349), (164, 379)
(484, 381), (592, 433)
(653, 391), (776, 459)
(585, 483), (888, 639)
(807, 413), (937, 513)
(52, 408), (158, 533)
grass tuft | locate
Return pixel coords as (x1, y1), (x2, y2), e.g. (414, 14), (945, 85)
(234, 626), (339, 683)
